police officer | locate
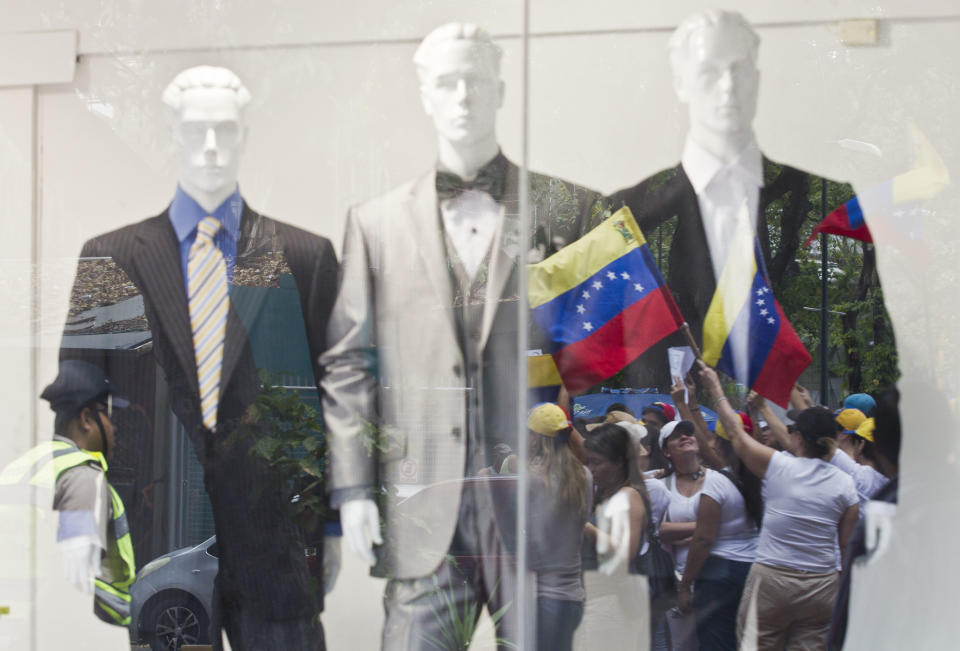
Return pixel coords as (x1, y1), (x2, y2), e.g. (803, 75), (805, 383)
(0, 360), (135, 626)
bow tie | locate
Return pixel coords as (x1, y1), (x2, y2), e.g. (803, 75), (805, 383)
(436, 155), (507, 202)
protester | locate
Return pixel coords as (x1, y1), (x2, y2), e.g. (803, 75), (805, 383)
(526, 403), (593, 651)
(842, 392), (876, 416)
(829, 412), (890, 519)
(697, 361), (859, 650)
(575, 423), (650, 650)
(653, 418), (758, 650)
(829, 386), (901, 649)
(642, 402), (676, 429)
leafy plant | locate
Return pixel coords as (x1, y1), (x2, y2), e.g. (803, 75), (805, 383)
(241, 368), (328, 526)
(421, 557), (517, 651)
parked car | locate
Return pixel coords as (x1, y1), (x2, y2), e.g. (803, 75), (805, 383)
(128, 535), (325, 650)
(128, 536), (218, 651)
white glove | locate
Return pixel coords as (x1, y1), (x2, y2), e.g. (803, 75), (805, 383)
(596, 490), (631, 576)
(861, 500), (897, 566)
(340, 498), (382, 567)
(58, 536), (101, 594)
(322, 536), (342, 594)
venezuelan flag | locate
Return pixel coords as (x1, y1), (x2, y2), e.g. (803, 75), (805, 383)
(805, 196), (872, 246)
(703, 228), (811, 408)
(806, 124), (947, 257)
(528, 207), (685, 394)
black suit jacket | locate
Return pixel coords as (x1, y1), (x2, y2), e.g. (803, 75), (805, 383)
(61, 202), (338, 620)
(607, 157), (854, 389)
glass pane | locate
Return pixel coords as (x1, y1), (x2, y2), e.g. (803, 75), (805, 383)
(525, 3), (956, 650)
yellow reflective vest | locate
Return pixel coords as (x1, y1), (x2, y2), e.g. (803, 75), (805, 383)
(0, 440), (136, 626)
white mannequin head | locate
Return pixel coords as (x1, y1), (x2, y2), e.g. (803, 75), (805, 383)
(163, 66), (251, 212)
(669, 10), (760, 156)
(414, 23), (503, 177)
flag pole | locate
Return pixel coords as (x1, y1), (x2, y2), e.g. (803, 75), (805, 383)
(680, 322), (703, 360)
(820, 178), (829, 406)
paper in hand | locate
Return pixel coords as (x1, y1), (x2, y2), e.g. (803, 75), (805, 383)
(668, 346), (696, 403)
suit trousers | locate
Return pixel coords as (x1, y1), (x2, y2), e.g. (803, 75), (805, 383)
(381, 479), (520, 651)
(211, 573), (325, 651)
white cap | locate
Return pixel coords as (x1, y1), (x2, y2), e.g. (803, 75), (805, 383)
(658, 419), (695, 449)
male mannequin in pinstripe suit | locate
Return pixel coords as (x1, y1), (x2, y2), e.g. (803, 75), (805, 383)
(59, 67), (338, 649)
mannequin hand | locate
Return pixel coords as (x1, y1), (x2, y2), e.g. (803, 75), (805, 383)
(340, 499), (382, 567)
(862, 500), (897, 566)
(58, 536), (101, 594)
(322, 536), (341, 594)
(597, 490), (631, 575)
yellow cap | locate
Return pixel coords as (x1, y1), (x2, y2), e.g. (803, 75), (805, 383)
(527, 403), (570, 437)
(855, 417), (875, 443)
(836, 408), (866, 433)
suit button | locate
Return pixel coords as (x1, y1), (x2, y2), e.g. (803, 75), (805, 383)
(452, 427), (461, 438)
(452, 364), (462, 377)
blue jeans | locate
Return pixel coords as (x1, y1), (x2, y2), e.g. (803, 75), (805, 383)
(692, 555), (752, 651)
(537, 597), (583, 651)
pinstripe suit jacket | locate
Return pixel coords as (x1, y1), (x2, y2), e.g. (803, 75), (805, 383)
(60, 201), (338, 619)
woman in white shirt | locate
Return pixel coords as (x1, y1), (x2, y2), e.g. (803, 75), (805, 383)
(659, 420), (760, 650)
(698, 362), (859, 650)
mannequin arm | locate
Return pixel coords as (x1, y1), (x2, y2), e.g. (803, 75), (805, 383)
(340, 498), (382, 567)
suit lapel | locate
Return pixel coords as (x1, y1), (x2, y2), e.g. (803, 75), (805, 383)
(480, 160), (520, 349)
(133, 213), (198, 394)
(404, 171), (458, 334)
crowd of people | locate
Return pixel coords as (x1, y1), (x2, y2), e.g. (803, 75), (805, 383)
(519, 364), (901, 651)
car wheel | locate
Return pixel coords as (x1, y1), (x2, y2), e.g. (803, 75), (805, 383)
(142, 592), (210, 651)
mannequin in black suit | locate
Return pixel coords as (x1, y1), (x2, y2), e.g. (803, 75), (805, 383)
(59, 66), (337, 650)
(608, 10), (855, 391)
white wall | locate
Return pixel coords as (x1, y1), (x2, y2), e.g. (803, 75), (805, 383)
(2, 2), (958, 648)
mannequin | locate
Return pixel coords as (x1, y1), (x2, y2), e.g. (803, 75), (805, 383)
(608, 9), (860, 391)
(58, 66), (339, 650)
(164, 66), (250, 213)
(338, 25), (506, 568)
(323, 23), (605, 650)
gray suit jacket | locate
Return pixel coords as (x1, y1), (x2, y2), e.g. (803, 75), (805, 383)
(321, 159), (604, 579)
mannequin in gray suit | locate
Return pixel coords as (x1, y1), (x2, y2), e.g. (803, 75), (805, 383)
(321, 23), (605, 650)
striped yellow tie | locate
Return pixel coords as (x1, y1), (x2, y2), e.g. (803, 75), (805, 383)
(187, 217), (228, 431)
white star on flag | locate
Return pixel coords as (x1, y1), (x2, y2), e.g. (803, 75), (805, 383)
(633, 283), (644, 292)
(759, 308), (768, 316)
(583, 322), (594, 331)
(756, 299), (765, 306)
(576, 304), (586, 314)
(767, 317), (775, 324)
(582, 290), (590, 299)
(756, 288), (764, 296)
(606, 271), (616, 280)
(621, 272), (631, 279)
(592, 280), (603, 290)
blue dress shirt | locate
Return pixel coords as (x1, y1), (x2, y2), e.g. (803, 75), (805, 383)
(168, 186), (243, 294)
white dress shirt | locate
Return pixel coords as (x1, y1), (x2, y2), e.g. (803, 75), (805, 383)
(440, 189), (502, 280)
(681, 137), (764, 282)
